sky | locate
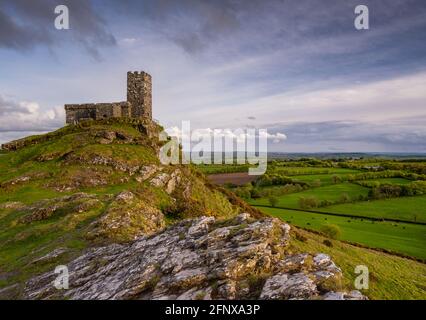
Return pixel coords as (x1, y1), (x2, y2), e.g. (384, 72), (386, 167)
(0, 0), (425, 152)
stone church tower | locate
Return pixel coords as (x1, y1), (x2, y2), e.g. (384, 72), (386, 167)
(127, 71), (152, 120)
(65, 71), (153, 124)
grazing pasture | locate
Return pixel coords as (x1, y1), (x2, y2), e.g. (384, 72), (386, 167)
(248, 183), (370, 208)
(203, 158), (426, 262)
(319, 195), (426, 223)
(262, 207), (426, 260)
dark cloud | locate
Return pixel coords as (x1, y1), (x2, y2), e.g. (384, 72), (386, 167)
(0, 0), (116, 58)
(105, 0), (426, 55)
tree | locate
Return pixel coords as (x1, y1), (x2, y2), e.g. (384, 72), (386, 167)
(268, 196), (278, 207)
(331, 175), (341, 184)
(299, 196), (319, 209)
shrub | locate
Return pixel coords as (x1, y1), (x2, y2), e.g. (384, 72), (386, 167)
(320, 224), (342, 240)
(339, 193), (351, 203)
(250, 188), (261, 199)
(323, 239), (333, 247)
(331, 175), (341, 184)
(235, 187), (251, 199)
(299, 196), (319, 209)
(311, 179), (321, 187)
(295, 232), (307, 242)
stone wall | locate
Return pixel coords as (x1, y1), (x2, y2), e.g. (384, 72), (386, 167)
(65, 104), (97, 124)
(65, 102), (130, 124)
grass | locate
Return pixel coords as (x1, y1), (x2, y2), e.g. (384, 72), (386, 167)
(366, 178), (412, 185)
(248, 183), (370, 208)
(319, 195), (426, 223)
(291, 173), (351, 186)
(195, 164), (252, 174)
(288, 227), (426, 300)
(261, 207), (426, 260)
(0, 202), (104, 288)
(270, 167), (360, 176)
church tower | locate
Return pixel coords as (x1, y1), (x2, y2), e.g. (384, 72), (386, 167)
(127, 71), (152, 120)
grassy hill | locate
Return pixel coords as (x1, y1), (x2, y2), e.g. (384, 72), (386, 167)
(0, 119), (258, 292)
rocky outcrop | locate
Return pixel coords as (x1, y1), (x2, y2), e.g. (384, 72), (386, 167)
(23, 214), (366, 300)
(18, 193), (103, 224)
(87, 191), (165, 242)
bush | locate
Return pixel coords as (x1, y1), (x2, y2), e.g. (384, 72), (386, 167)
(320, 224), (342, 240)
(311, 179), (321, 187)
(235, 187), (251, 199)
(295, 232), (307, 242)
(323, 239), (333, 247)
(250, 188), (261, 199)
(299, 196), (319, 209)
(331, 175), (341, 184)
(339, 193), (351, 203)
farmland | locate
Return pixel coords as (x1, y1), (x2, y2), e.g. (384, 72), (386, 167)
(262, 207), (426, 260)
(248, 183), (370, 209)
(319, 195), (426, 223)
(199, 158), (426, 261)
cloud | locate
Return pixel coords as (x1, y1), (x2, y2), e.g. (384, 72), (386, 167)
(0, 95), (33, 115)
(266, 117), (426, 152)
(187, 71), (426, 128)
(0, 95), (64, 134)
(106, 0), (426, 56)
(164, 125), (286, 148)
(0, 0), (116, 58)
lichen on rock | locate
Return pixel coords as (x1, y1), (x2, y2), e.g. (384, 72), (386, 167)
(23, 214), (366, 300)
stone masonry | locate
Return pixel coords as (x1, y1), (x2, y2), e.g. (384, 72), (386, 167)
(65, 71), (152, 124)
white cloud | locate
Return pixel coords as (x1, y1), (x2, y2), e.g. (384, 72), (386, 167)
(184, 71), (426, 128)
(0, 95), (64, 144)
(164, 125), (286, 147)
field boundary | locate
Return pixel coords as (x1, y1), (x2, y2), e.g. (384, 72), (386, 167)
(252, 204), (426, 225)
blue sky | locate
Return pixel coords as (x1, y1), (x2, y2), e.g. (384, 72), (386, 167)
(0, 0), (425, 152)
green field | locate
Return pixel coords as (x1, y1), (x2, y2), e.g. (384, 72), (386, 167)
(261, 207), (426, 260)
(248, 182), (370, 208)
(289, 227), (426, 300)
(319, 195), (426, 223)
(367, 178), (412, 185)
(292, 173), (351, 186)
(229, 162), (426, 261)
(271, 167), (360, 176)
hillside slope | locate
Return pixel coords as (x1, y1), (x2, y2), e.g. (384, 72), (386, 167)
(0, 119), (256, 293)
